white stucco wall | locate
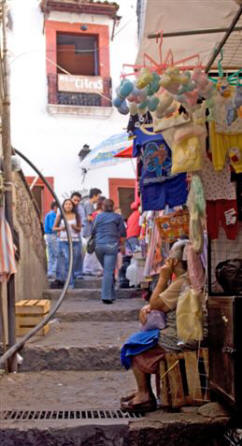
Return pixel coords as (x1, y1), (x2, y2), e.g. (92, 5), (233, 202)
(8, 0), (137, 199)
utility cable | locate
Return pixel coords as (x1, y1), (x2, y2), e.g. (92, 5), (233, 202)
(0, 147), (73, 369)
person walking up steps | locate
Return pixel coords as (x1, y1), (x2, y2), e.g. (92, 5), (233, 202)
(93, 199), (126, 304)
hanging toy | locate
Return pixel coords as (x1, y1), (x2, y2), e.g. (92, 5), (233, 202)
(192, 68), (215, 99)
(136, 88), (148, 103)
(184, 89), (199, 107)
(160, 67), (187, 94)
(118, 99), (129, 115)
(129, 103), (138, 116)
(113, 79), (134, 111)
(216, 79), (233, 98)
(155, 92), (174, 118)
(234, 85), (242, 109)
(147, 96), (159, 112)
(128, 86), (142, 103)
(113, 96), (123, 108)
(226, 101), (238, 126)
(136, 68), (153, 89)
(119, 79), (134, 98)
(146, 72), (161, 96)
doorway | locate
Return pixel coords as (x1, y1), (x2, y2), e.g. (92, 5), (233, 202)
(109, 178), (136, 220)
(118, 187), (135, 220)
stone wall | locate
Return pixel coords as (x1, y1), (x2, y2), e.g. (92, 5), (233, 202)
(13, 172), (47, 301)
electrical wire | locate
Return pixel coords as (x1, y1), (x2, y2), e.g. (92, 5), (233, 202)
(0, 148), (74, 369)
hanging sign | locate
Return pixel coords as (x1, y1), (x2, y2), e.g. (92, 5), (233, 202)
(58, 74), (104, 94)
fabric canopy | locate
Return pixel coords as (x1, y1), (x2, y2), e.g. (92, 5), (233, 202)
(136, 0), (242, 71)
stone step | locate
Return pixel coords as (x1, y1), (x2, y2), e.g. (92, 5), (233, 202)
(0, 369), (229, 446)
(55, 298), (143, 322)
(43, 288), (142, 301)
(48, 277), (103, 289)
(19, 320), (140, 372)
(75, 277), (102, 288)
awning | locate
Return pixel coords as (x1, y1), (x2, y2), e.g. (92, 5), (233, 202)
(136, 0), (242, 71)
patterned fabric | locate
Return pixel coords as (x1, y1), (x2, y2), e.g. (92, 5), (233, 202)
(199, 155), (236, 200)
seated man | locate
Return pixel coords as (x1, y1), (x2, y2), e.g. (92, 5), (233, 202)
(121, 239), (194, 413)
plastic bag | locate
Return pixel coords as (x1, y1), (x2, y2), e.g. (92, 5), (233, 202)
(141, 310), (167, 331)
(126, 257), (144, 287)
(176, 287), (203, 342)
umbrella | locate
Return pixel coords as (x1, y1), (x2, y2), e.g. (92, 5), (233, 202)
(114, 145), (133, 158)
(80, 133), (133, 170)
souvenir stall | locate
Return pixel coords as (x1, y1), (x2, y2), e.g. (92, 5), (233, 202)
(115, 34), (242, 410)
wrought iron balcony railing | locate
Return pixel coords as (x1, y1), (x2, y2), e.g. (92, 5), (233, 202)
(47, 73), (112, 108)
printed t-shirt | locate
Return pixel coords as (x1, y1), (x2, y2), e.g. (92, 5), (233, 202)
(139, 134), (188, 211)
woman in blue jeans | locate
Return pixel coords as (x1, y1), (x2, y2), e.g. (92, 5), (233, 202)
(93, 199), (126, 304)
(53, 199), (81, 288)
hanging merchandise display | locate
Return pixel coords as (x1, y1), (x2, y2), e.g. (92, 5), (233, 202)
(155, 209), (189, 243)
(176, 287), (203, 343)
(118, 13), (242, 413)
(116, 28), (242, 305)
(171, 124), (206, 174)
(132, 127), (188, 211)
(187, 175), (205, 253)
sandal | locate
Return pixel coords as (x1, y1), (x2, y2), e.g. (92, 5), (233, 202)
(120, 392), (136, 403)
(121, 398), (157, 414)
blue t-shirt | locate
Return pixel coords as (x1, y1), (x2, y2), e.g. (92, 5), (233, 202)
(93, 212), (126, 245)
(44, 210), (56, 234)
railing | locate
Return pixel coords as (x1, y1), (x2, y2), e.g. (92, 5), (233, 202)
(47, 74), (112, 108)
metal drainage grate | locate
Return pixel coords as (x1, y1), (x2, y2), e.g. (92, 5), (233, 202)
(0, 409), (143, 422)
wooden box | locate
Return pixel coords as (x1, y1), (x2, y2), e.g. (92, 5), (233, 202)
(15, 299), (50, 336)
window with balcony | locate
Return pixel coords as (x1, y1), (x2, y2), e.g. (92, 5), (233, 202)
(56, 32), (103, 106)
(46, 20), (112, 114)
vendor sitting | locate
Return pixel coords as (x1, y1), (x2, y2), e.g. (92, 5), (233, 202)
(121, 239), (196, 413)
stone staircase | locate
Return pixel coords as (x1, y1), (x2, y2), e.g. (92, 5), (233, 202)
(0, 279), (229, 445)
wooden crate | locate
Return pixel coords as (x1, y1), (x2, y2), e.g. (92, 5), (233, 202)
(15, 299), (50, 336)
(158, 348), (209, 408)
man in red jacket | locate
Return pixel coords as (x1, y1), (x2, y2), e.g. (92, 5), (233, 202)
(126, 201), (141, 254)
